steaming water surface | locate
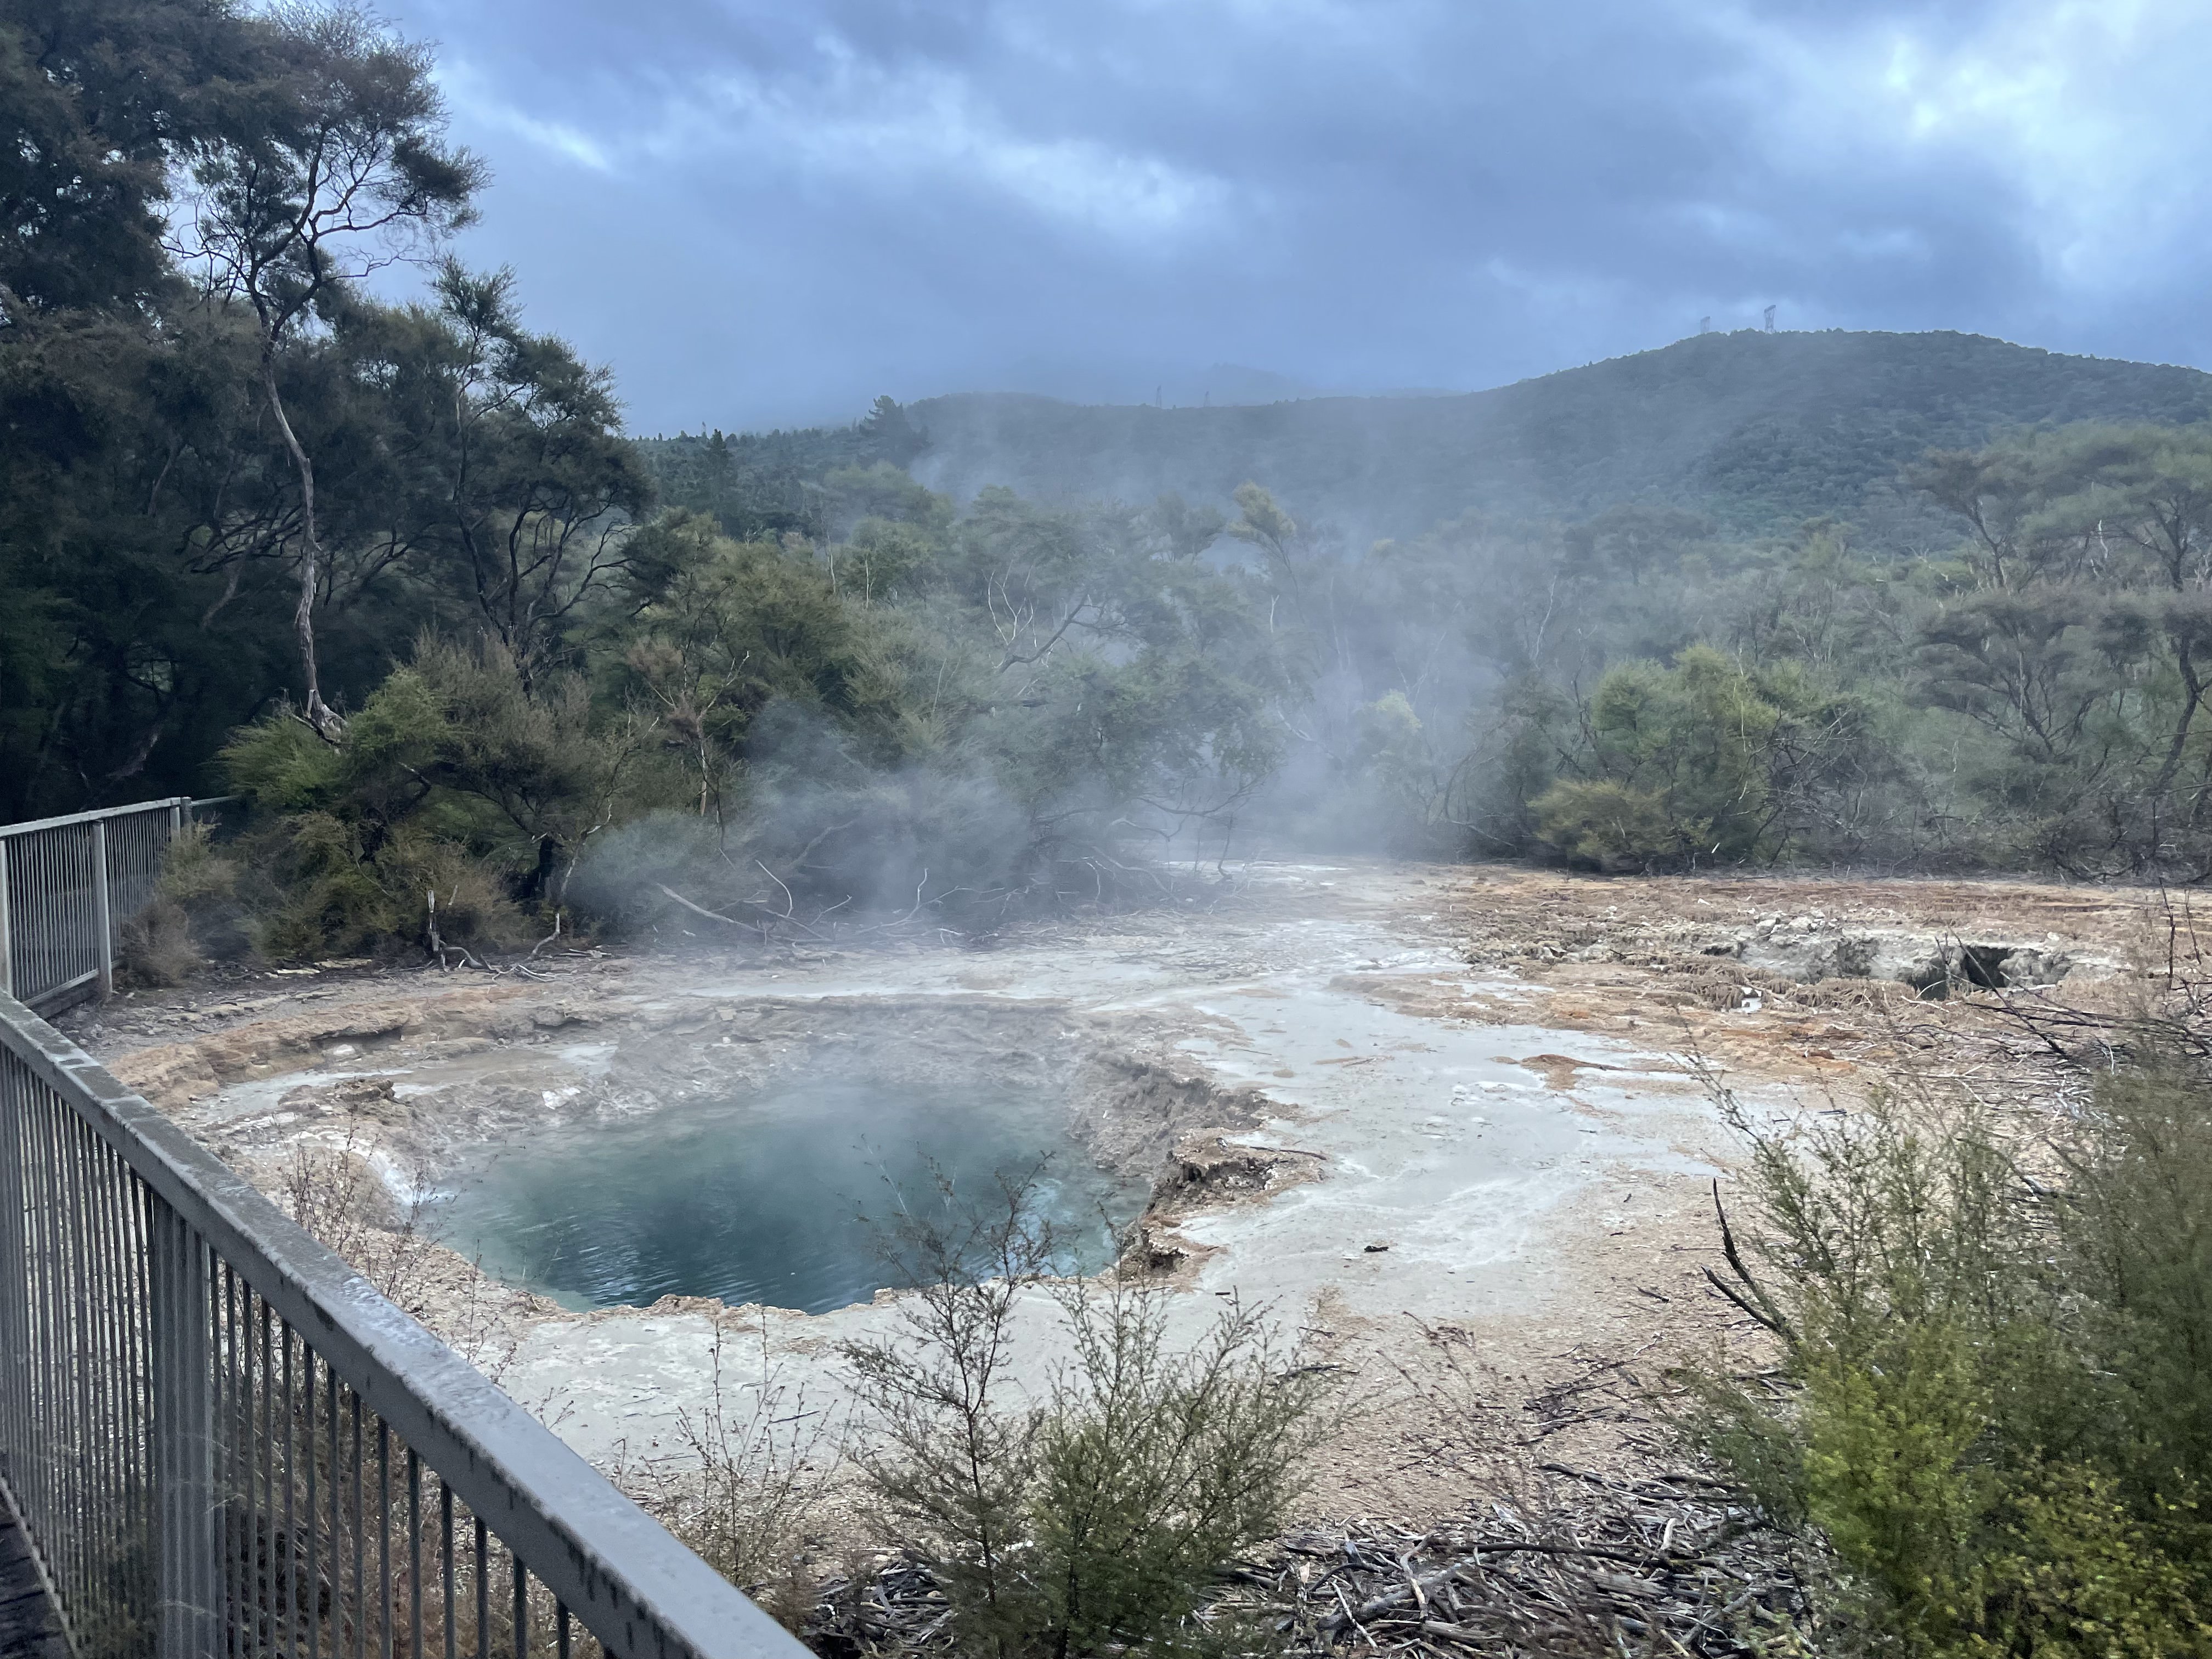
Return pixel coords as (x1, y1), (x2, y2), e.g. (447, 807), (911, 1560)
(436, 1077), (1143, 1314)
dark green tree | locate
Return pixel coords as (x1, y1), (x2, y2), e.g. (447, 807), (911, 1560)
(172, 2), (484, 732)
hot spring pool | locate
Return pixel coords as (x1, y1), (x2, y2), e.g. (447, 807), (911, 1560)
(434, 1076), (1148, 1314)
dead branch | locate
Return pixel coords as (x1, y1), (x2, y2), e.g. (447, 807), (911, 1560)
(1709, 1182), (1792, 1341)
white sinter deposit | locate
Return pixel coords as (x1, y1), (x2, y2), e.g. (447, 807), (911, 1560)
(125, 862), (1741, 1479)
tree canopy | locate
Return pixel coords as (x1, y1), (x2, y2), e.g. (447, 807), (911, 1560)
(21, 0), (2212, 964)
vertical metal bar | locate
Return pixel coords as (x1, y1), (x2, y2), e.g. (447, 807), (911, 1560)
(61, 1121), (99, 1634)
(0, 1054), (25, 1531)
(71, 1122), (100, 1635)
(512, 1556), (527, 1659)
(91, 820), (112, 1000)
(103, 1146), (139, 1640)
(63, 1112), (89, 1632)
(409, 1453), (423, 1659)
(24, 1077), (68, 1611)
(24, 836), (37, 1005)
(81, 1128), (123, 1636)
(473, 1517), (487, 1659)
(59, 830), (73, 1003)
(35, 831), (47, 1002)
(47, 831), (61, 1005)
(223, 1267), (242, 1659)
(38, 832), (53, 1006)
(0, 836), (12, 998)
(285, 1323), (298, 1652)
(53, 831), (66, 1004)
(50, 1102), (84, 1627)
(557, 1604), (570, 1659)
(441, 1485), (455, 1659)
(308, 1347), (321, 1659)
(82, 1139), (126, 1627)
(16, 837), (30, 1006)
(379, 1421), (392, 1659)
(198, 1234), (222, 1652)
(329, 1362), (341, 1659)
(352, 1396), (365, 1659)
(18, 1080), (51, 1598)
(21, 836), (36, 1005)
(261, 1301), (274, 1659)
(28, 833), (42, 1005)
(105, 1147), (134, 1641)
(115, 1152), (148, 1638)
(238, 1284), (256, 1659)
(153, 1202), (220, 1658)
(0, 1062), (33, 1622)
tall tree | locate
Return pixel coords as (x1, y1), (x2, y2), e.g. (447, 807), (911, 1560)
(172, 2), (483, 733)
(0, 0), (259, 314)
(358, 260), (651, 675)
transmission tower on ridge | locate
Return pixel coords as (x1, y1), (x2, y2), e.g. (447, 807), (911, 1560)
(1763, 304), (1777, 332)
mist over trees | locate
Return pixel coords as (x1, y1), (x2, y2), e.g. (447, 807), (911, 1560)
(1294, 425), (2212, 878)
(898, 332), (2212, 540)
(17, 1), (2212, 966)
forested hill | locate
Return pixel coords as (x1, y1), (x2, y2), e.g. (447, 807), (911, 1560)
(900, 330), (2212, 539)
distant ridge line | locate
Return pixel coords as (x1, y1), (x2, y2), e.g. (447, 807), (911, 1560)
(894, 330), (2212, 538)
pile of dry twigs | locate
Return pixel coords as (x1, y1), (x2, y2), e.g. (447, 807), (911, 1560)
(798, 1463), (1802, 1658)
(1218, 1466), (1803, 1658)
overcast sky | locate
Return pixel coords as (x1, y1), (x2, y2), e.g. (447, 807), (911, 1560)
(375, 0), (2212, 433)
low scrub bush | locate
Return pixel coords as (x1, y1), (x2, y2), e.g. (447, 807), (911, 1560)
(117, 822), (245, 986)
(1684, 1054), (2212, 1656)
(221, 635), (671, 960)
(1531, 646), (1870, 870)
(843, 1173), (1334, 1658)
(637, 1323), (840, 1632)
(281, 1129), (437, 1312)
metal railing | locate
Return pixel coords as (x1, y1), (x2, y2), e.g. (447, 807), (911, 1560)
(0, 799), (205, 1015)
(0, 989), (806, 1659)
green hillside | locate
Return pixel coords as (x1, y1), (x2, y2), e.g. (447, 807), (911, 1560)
(902, 330), (2212, 539)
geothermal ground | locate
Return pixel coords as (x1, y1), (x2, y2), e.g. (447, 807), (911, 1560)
(66, 860), (2152, 1523)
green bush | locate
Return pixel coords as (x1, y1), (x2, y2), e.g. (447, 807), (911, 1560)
(844, 1178), (1333, 1658)
(117, 823), (243, 985)
(1532, 645), (1864, 868)
(221, 634), (670, 958)
(1685, 1065), (2212, 1657)
(1528, 778), (1677, 869)
(252, 816), (532, 962)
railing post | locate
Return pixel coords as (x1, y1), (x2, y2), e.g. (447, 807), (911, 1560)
(151, 1201), (221, 1659)
(0, 1059), (26, 1503)
(90, 822), (112, 1000)
(0, 837), (12, 1000)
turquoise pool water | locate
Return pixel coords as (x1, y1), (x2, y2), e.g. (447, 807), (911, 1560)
(435, 1076), (1144, 1314)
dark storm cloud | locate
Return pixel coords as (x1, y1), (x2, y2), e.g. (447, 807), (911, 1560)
(376, 0), (2212, 430)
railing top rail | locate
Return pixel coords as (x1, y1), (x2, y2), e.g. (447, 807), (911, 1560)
(0, 798), (194, 840)
(0, 989), (806, 1659)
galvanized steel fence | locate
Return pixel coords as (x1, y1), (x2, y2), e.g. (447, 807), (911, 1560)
(0, 991), (805, 1659)
(0, 799), (204, 1015)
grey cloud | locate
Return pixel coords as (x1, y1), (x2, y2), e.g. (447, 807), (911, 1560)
(382, 0), (2212, 430)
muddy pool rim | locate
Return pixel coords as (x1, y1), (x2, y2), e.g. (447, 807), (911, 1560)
(0, 984), (808, 1658)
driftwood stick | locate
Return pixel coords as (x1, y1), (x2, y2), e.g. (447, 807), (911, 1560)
(1711, 1181), (1793, 1339)
(426, 889), (453, 971)
(657, 882), (830, 943)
